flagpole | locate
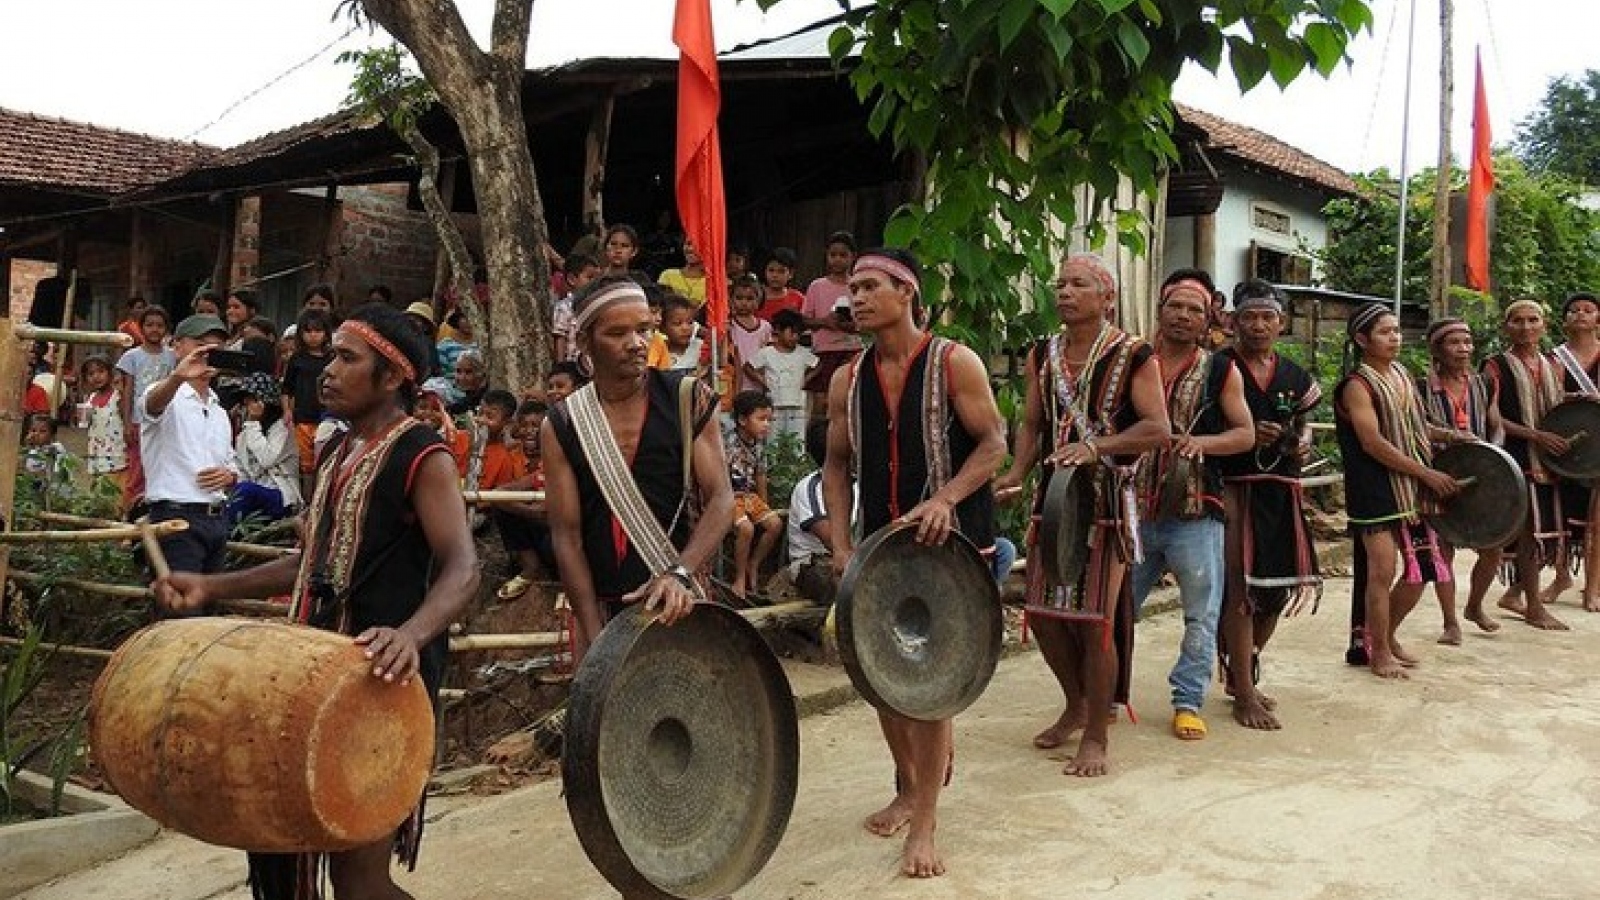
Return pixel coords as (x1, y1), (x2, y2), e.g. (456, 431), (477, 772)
(1393, 0), (1420, 316)
(1429, 0), (1455, 318)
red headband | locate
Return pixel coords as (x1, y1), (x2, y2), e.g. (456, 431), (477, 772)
(1160, 279), (1212, 308)
(852, 254), (920, 297)
(338, 320), (417, 385)
(1063, 253), (1117, 296)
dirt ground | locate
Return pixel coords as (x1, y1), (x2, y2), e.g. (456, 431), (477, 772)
(18, 564), (1600, 900)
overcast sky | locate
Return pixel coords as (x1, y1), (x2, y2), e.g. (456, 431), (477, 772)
(0, 0), (1591, 177)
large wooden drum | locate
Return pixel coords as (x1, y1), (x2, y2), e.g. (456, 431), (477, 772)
(89, 618), (436, 853)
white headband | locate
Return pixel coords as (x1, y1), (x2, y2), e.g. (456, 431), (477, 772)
(574, 282), (649, 333)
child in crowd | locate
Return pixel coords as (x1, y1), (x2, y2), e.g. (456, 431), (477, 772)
(744, 309), (818, 441)
(546, 360), (587, 406)
(727, 242), (750, 283)
(659, 292), (710, 374)
(277, 326), (298, 377)
(301, 282), (336, 316)
(725, 390), (784, 601)
(280, 309), (334, 489)
(603, 223), (641, 276)
(493, 399), (556, 601)
(80, 357), (128, 493)
(115, 306), (176, 509)
(464, 389), (522, 493)
(658, 238), (709, 308)
(417, 388), (470, 471)
(728, 275), (772, 393)
(230, 373), (301, 525)
(192, 289), (223, 317)
(757, 247), (805, 321)
(787, 420), (843, 605)
(553, 252), (601, 364)
(21, 413), (76, 502)
(802, 230), (864, 400)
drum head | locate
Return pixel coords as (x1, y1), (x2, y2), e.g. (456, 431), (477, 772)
(1039, 464), (1096, 588)
(1426, 441), (1529, 550)
(563, 603), (798, 900)
(1541, 398), (1600, 480)
(834, 522), (1002, 721)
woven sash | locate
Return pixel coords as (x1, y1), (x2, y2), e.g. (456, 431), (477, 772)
(1553, 344), (1599, 397)
(566, 381), (698, 593)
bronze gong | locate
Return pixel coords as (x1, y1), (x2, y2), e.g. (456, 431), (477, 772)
(834, 521), (1002, 721)
(1539, 398), (1600, 480)
(1039, 463), (1096, 589)
(563, 603), (798, 900)
(1425, 441), (1528, 550)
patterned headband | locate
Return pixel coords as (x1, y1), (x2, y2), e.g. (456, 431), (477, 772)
(574, 281), (649, 333)
(1063, 253), (1117, 296)
(1503, 299), (1544, 323)
(852, 254), (920, 297)
(1234, 290), (1283, 313)
(1347, 303), (1391, 339)
(1159, 279), (1211, 309)
(338, 320), (417, 385)
(1426, 317), (1469, 346)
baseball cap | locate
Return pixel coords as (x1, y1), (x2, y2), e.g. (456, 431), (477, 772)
(404, 301), (436, 326)
(174, 314), (228, 340)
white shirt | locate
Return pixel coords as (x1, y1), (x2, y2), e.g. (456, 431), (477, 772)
(237, 419), (303, 508)
(140, 381), (237, 504)
(786, 471), (857, 572)
(750, 344), (818, 409)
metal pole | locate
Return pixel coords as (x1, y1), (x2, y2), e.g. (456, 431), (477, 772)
(1393, 0), (1420, 316)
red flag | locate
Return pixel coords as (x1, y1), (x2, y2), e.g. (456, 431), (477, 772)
(674, 0), (728, 331)
(1465, 50), (1494, 293)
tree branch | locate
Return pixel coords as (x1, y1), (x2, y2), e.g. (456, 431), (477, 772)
(360, 0), (488, 99)
(491, 0), (533, 67)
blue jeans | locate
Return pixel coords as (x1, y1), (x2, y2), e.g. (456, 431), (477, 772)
(1131, 516), (1225, 713)
(990, 536), (1018, 586)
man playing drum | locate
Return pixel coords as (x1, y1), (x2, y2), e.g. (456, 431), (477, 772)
(1482, 299), (1572, 630)
(1129, 271), (1254, 741)
(1213, 280), (1323, 731)
(1420, 317), (1505, 640)
(993, 253), (1168, 774)
(155, 303), (481, 900)
(821, 248), (1006, 878)
(1550, 290), (1600, 612)
(542, 275), (735, 664)
(1336, 304), (1464, 679)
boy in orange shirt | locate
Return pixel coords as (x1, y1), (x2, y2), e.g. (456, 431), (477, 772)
(494, 399), (555, 601)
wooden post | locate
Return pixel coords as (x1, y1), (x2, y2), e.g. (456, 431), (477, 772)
(1194, 213), (1217, 276)
(0, 316), (28, 587)
(1429, 0), (1456, 318)
(582, 93), (616, 237)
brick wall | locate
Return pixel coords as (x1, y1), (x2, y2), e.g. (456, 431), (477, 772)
(326, 183), (455, 309)
(7, 259), (55, 319)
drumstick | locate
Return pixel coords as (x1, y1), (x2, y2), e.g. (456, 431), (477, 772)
(1568, 430), (1588, 446)
(137, 517), (173, 581)
(1454, 476), (1477, 488)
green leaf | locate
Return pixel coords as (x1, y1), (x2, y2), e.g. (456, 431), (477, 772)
(1227, 36), (1269, 92)
(1116, 17), (1152, 69)
(1039, 0), (1078, 19)
(827, 25), (856, 65)
(1093, 0), (1139, 13)
(1267, 42), (1307, 88)
(883, 208), (920, 248)
(997, 0), (1035, 54)
(1041, 17), (1074, 61)
(1335, 0), (1374, 34)
(1302, 22), (1343, 76)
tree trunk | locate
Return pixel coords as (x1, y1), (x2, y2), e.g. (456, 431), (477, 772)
(358, 0), (552, 393)
(1430, 0), (1455, 318)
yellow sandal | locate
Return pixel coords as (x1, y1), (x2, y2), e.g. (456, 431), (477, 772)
(1172, 709), (1208, 741)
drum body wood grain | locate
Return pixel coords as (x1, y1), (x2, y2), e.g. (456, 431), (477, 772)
(88, 618), (435, 853)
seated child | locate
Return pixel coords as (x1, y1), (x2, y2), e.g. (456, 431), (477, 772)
(229, 373), (301, 525)
(494, 399), (557, 601)
(417, 387), (470, 475)
(725, 390), (784, 601)
(21, 413), (75, 500)
(545, 360), (587, 406)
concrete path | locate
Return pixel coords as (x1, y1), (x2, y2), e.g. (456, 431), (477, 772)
(19, 571), (1600, 900)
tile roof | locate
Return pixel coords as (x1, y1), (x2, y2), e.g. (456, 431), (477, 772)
(1176, 104), (1358, 197)
(0, 106), (213, 195)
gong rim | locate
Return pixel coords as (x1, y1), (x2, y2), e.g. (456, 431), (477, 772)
(1425, 441), (1529, 550)
(1039, 464), (1095, 588)
(563, 603), (799, 900)
(1540, 398), (1600, 480)
(835, 522), (1002, 721)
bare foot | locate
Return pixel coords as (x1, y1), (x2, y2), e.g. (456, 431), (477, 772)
(900, 824), (946, 878)
(1031, 710), (1087, 750)
(1437, 623), (1463, 646)
(1063, 737), (1109, 777)
(1542, 577), (1572, 606)
(1391, 640), (1420, 667)
(1368, 652), (1410, 680)
(864, 795), (913, 838)
(1583, 595), (1600, 613)
(1465, 608), (1502, 632)
(1232, 691), (1282, 730)
(1524, 610), (1571, 631)
(1255, 692), (1278, 711)
(1498, 591), (1528, 616)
